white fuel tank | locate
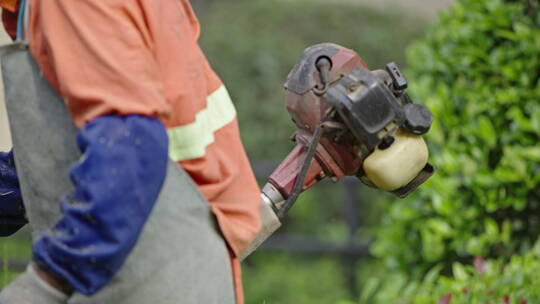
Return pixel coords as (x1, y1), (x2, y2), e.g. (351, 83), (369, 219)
(363, 130), (429, 191)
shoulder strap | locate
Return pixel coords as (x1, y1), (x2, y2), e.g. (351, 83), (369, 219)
(16, 0), (30, 42)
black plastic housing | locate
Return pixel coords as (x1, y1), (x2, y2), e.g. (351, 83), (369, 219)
(324, 67), (406, 153)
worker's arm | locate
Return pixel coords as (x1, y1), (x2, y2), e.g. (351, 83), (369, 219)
(0, 150), (28, 236)
(32, 114), (169, 295)
(0, 115), (169, 304)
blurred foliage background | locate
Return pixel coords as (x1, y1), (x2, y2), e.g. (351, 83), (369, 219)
(2, 0), (539, 303)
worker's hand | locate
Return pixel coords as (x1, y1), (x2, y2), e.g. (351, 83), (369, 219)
(0, 263), (69, 304)
(0, 150), (27, 236)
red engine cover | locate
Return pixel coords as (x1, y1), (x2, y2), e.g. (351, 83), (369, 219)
(269, 43), (369, 199)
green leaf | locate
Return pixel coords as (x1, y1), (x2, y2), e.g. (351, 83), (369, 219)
(476, 117), (497, 147)
(452, 262), (469, 281)
(484, 218), (499, 241)
(424, 264), (444, 284)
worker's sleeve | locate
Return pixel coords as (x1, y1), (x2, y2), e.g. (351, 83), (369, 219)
(30, 1), (171, 127)
(33, 114), (169, 296)
(0, 150), (28, 236)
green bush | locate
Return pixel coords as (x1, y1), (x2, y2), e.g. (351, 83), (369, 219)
(364, 239), (540, 303)
(362, 0), (540, 302)
(372, 0), (540, 276)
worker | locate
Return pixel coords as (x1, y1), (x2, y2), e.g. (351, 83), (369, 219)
(0, 0), (262, 303)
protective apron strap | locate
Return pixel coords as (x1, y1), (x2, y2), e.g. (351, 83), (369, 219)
(16, 0), (30, 42)
(0, 41), (234, 303)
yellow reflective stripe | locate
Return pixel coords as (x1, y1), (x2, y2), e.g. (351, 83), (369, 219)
(167, 86), (237, 161)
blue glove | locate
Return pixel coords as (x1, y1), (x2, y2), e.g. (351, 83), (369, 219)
(33, 114), (169, 296)
(0, 150), (28, 236)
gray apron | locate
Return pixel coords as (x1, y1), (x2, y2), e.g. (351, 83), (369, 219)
(0, 42), (235, 304)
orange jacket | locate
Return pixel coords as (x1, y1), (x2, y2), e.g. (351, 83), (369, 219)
(1, 1), (261, 302)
